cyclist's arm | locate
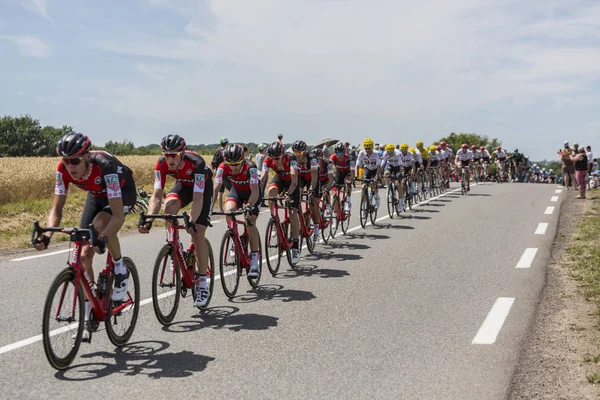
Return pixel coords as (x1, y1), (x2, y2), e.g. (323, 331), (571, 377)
(260, 166), (269, 188)
(189, 173), (207, 225)
(102, 196), (125, 238)
(148, 188), (164, 216)
(45, 194), (67, 238)
(288, 168), (298, 194)
(213, 181), (222, 208)
(310, 169), (319, 191)
(248, 182), (259, 209)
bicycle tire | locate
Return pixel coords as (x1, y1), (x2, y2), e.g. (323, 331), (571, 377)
(247, 234), (262, 287)
(265, 218), (282, 275)
(42, 268), (84, 370)
(219, 230), (240, 298)
(192, 238), (216, 310)
(304, 211), (316, 254)
(320, 197), (331, 244)
(359, 192), (368, 228)
(330, 198), (339, 238)
(151, 244), (181, 325)
(105, 258), (140, 347)
(387, 184), (395, 219)
(369, 189), (378, 225)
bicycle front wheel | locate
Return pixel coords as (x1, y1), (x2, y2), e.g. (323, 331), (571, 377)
(369, 191), (378, 225)
(304, 211), (315, 254)
(387, 184), (395, 219)
(330, 198), (340, 238)
(265, 218), (282, 275)
(42, 268), (84, 370)
(220, 230), (240, 298)
(247, 234), (262, 288)
(359, 192), (368, 228)
(151, 244), (181, 325)
(106, 257), (140, 347)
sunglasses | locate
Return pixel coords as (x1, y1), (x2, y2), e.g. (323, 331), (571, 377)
(364, 147), (373, 150)
(272, 156), (282, 161)
(293, 151), (304, 156)
(163, 152), (181, 159)
(62, 157), (84, 166)
(226, 160), (243, 166)
(387, 151), (395, 155)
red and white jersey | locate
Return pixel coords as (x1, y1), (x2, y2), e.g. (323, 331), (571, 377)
(154, 150), (212, 194)
(318, 159), (333, 182)
(215, 161), (259, 192)
(330, 153), (355, 174)
(55, 150), (133, 199)
(262, 154), (298, 182)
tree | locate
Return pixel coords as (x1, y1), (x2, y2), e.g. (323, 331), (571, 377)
(0, 115), (75, 156)
(435, 132), (502, 152)
(103, 140), (135, 155)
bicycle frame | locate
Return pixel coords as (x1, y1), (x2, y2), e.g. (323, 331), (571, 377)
(331, 184), (350, 221)
(299, 191), (315, 239)
(223, 213), (251, 269)
(266, 197), (293, 251)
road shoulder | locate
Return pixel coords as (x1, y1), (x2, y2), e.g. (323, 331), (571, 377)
(509, 193), (600, 399)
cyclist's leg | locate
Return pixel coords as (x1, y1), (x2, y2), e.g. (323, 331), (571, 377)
(288, 181), (301, 239)
(192, 178), (213, 276)
(79, 193), (104, 284)
(310, 180), (321, 224)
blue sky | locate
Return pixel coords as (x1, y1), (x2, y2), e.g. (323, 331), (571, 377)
(1, 0), (599, 160)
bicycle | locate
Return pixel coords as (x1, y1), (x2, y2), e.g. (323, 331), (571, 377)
(496, 161), (504, 183)
(131, 187), (150, 214)
(212, 209), (262, 298)
(460, 166), (470, 195)
(400, 172), (414, 212)
(330, 183), (352, 238)
(357, 177), (379, 228)
(264, 196), (297, 275)
(317, 188), (333, 244)
(32, 222), (140, 370)
(139, 212), (215, 325)
(417, 168), (428, 201)
(299, 191), (316, 254)
(386, 173), (402, 219)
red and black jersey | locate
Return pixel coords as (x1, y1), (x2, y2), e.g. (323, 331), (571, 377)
(330, 153), (355, 174)
(296, 154), (318, 182)
(154, 150), (213, 193)
(215, 161), (259, 192)
(262, 154), (298, 182)
(54, 150), (134, 199)
(319, 159), (333, 182)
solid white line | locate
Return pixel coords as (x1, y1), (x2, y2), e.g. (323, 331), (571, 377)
(534, 223), (548, 235)
(516, 248), (538, 269)
(544, 206), (554, 215)
(472, 297), (515, 344)
(0, 184), (469, 356)
(554, 189), (562, 194)
(10, 248), (71, 262)
(550, 196), (559, 202)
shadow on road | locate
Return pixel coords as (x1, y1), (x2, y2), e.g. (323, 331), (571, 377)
(348, 232), (391, 240)
(467, 193), (491, 196)
(163, 305), (279, 332)
(56, 341), (215, 381)
(376, 223), (415, 230)
(229, 284), (317, 304)
(409, 215), (431, 220)
(308, 249), (363, 261)
(416, 208), (441, 212)
(321, 241), (370, 251)
(277, 264), (351, 279)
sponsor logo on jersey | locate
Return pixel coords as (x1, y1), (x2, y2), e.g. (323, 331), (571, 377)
(186, 169), (192, 175)
(195, 173), (205, 190)
(104, 174), (121, 195)
(95, 176), (101, 185)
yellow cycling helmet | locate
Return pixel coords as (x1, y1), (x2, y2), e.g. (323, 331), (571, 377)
(363, 138), (374, 149)
(384, 143), (395, 152)
(400, 143), (409, 151)
(409, 147), (416, 154)
(416, 140), (424, 148)
(429, 145), (437, 152)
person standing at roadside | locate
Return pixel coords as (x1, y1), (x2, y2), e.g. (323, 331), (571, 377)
(256, 144), (267, 206)
(571, 147), (588, 199)
(559, 141), (575, 190)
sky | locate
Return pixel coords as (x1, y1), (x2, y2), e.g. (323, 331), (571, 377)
(1, 0), (599, 161)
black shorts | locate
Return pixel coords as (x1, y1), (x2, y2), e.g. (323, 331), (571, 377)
(165, 180), (214, 227)
(334, 172), (350, 186)
(430, 160), (438, 168)
(268, 175), (301, 208)
(473, 158), (481, 164)
(482, 157), (490, 163)
(361, 168), (377, 180)
(219, 178), (232, 193)
(299, 176), (320, 193)
(459, 160), (470, 167)
(80, 183), (137, 229)
(414, 161), (421, 170)
(225, 186), (261, 216)
(384, 165), (401, 175)
(402, 166), (412, 175)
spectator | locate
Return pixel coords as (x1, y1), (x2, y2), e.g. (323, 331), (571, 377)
(277, 133), (284, 147)
(211, 137), (231, 211)
(571, 147), (588, 199)
(586, 146), (594, 190)
(256, 144), (267, 206)
(559, 141), (575, 190)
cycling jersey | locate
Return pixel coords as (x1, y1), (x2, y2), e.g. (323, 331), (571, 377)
(413, 150), (423, 164)
(330, 153), (356, 174)
(443, 147), (454, 160)
(154, 150), (212, 194)
(356, 150), (380, 171)
(380, 149), (403, 167)
(399, 151), (415, 167)
(318, 159), (333, 183)
(262, 154), (298, 182)
(419, 148), (430, 160)
(494, 150), (507, 160)
(55, 150), (134, 199)
(480, 150), (491, 160)
(296, 154), (318, 184)
(455, 149), (473, 162)
(472, 150), (481, 160)
(215, 161), (259, 192)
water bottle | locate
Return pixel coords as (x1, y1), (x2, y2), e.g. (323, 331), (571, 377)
(97, 272), (107, 298)
(185, 250), (195, 269)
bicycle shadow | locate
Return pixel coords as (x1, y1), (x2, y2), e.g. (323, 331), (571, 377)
(347, 232), (390, 240)
(376, 223), (415, 229)
(163, 306), (279, 332)
(55, 341), (215, 381)
(320, 241), (370, 251)
(467, 193), (492, 196)
(409, 215), (431, 220)
(230, 284), (317, 304)
(306, 249), (363, 261)
(278, 264), (351, 279)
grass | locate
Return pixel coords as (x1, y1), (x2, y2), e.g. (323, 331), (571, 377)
(0, 154), (211, 251)
(563, 193), (600, 383)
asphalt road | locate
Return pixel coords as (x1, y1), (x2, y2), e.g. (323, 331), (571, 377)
(0, 182), (564, 399)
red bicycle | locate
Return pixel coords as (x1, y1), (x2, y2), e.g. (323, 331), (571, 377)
(139, 212), (215, 325)
(299, 191), (316, 254)
(317, 188), (333, 244)
(330, 183), (352, 237)
(212, 210), (262, 298)
(264, 196), (298, 275)
(32, 222), (140, 370)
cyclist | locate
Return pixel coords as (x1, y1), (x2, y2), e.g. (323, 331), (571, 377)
(34, 133), (137, 339)
(471, 145), (481, 180)
(429, 145), (440, 181)
(330, 141), (356, 213)
(493, 146), (508, 181)
(416, 141), (430, 169)
(214, 144), (261, 277)
(260, 141), (301, 264)
(480, 146), (491, 180)
(292, 140), (321, 242)
(310, 146), (333, 243)
(140, 134), (213, 308)
(381, 143), (404, 209)
(398, 143), (416, 201)
(455, 143), (473, 191)
(439, 141), (452, 188)
(409, 148), (421, 194)
(357, 138), (382, 210)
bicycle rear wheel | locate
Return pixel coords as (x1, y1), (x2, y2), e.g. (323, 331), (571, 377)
(247, 234), (262, 287)
(105, 258), (140, 346)
(369, 190), (378, 225)
(265, 218), (282, 275)
(42, 268), (84, 370)
(359, 192), (368, 228)
(304, 211), (316, 254)
(319, 197), (332, 244)
(387, 184), (395, 219)
(151, 244), (181, 325)
(330, 198), (340, 238)
(219, 230), (240, 298)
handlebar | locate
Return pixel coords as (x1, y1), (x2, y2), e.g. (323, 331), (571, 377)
(139, 212), (196, 232)
(30, 221), (106, 254)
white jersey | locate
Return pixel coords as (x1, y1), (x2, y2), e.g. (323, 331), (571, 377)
(480, 150), (491, 159)
(381, 149), (402, 167)
(494, 150), (507, 160)
(413, 149), (423, 164)
(444, 147), (454, 160)
(399, 151), (415, 167)
(430, 152), (439, 162)
(439, 148), (450, 160)
(357, 150), (380, 171)
(472, 150), (481, 159)
(455, 149), (473, 161)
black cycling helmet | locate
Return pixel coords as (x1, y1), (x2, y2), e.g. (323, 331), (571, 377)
(56, 132), (92, 157)
(291, 140), (307, 153)
(267, 141), (284, 158)
(160, 134), (186, 152)
(223, 144), (244, 163)
(309, 147), (323, 158)
(334, 142), (345, 154)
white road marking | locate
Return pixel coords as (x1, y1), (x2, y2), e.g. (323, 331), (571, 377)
(472, 297), (515, 344)
(544, 206), (554, 215)
(550, 196), (559, 202)
(534, 223), (548, 235)
(516, 248), (538, 269)
(10, 249), (71, 262)
(554, 189), (562, 194)
(0, 184), (469, 356)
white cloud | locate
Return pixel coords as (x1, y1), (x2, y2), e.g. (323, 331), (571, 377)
(20, 0), (54, 25)
(136, 64), (169, 80)
(0, 35), (51, 58)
